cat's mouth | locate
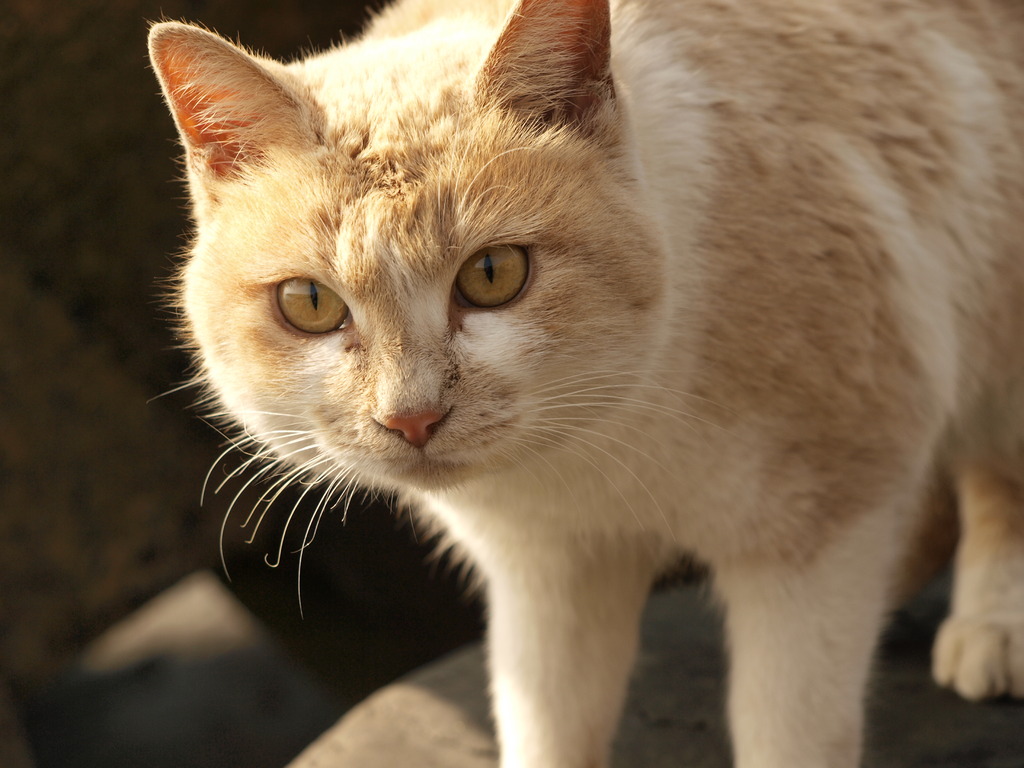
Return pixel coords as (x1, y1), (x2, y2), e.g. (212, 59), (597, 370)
(371, 432), (513, 488)
(309, 439), (472, 490)
(315, 414), (517, 488)
(348, 447), (486, 490)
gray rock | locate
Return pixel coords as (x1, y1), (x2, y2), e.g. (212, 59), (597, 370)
(289, 582), (1024, 767)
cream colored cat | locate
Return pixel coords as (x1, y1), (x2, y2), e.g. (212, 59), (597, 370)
(148, 1), (1024, 766)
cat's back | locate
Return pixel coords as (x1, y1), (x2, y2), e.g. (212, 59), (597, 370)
(645, 0), (1024, 415)
(592, 0), (1024, 496)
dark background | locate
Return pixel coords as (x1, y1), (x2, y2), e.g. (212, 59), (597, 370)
(1, 1), (482, 765)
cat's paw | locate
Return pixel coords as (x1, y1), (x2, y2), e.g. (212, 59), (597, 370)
(932, 615), (1024, 700)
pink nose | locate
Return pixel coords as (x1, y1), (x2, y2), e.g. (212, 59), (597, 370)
(381, 409), (445, 448)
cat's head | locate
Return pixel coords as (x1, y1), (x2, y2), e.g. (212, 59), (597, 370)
(149, 0), (671, 491)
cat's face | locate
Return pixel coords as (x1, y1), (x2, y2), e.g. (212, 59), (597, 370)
(153, 6), (670, 491)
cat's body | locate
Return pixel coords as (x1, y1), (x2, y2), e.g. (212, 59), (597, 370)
(149, 1), (1024, 766)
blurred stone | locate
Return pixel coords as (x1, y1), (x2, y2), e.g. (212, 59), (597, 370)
(25, 571), (342, 768)
(79, 571), (266, 672)
(26, 647), (342, 768)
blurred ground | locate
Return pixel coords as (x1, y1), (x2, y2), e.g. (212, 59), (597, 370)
(23, 560), (481, 768)
(24, 573), (340, 768)
(24, 570), (1024, 768)
(290, 576), (1024, 768)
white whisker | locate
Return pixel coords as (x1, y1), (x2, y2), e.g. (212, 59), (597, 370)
(512, 428), (650, 535)
(525, 422), (676, 542)
(265, 463), (333, 569)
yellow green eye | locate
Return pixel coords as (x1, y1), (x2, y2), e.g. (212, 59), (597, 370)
(277, 278), (348, 333)
(455, 245), (529, 308)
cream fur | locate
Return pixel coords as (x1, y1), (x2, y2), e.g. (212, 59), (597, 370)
(148, 1), (1024, 766)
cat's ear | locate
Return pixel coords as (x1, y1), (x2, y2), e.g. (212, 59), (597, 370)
(148, 22), (314, 178)
(476, 0), (614, 130)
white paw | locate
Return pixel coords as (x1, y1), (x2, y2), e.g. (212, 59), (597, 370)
(932, 615), (1024, 700)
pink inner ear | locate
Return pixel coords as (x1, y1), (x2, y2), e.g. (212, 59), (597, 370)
(481, 0), (613, 126)
(548, 0), (612, 79)
(156, 44), (258, 175)
(507, 0), (611, 77)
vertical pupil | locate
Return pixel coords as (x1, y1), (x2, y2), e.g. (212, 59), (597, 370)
(309, 281), (319, 310)
(483, 254), (495, 283)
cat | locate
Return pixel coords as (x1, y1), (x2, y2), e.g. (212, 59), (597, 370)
(147, 0), (1024, 766)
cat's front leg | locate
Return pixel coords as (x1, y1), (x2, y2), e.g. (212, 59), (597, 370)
(714, 506), (900, 768)
(482, 533), (659, 768)
(933, 463), (1024, 700)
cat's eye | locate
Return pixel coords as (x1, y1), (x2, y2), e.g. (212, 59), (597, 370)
(277, 278), (349, 334)
(455, 245), (529, 308)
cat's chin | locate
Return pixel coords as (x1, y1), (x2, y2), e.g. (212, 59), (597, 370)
(348, 451), (489, 492)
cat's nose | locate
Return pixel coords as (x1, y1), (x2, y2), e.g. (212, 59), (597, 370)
(379, 409), (446, 448)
